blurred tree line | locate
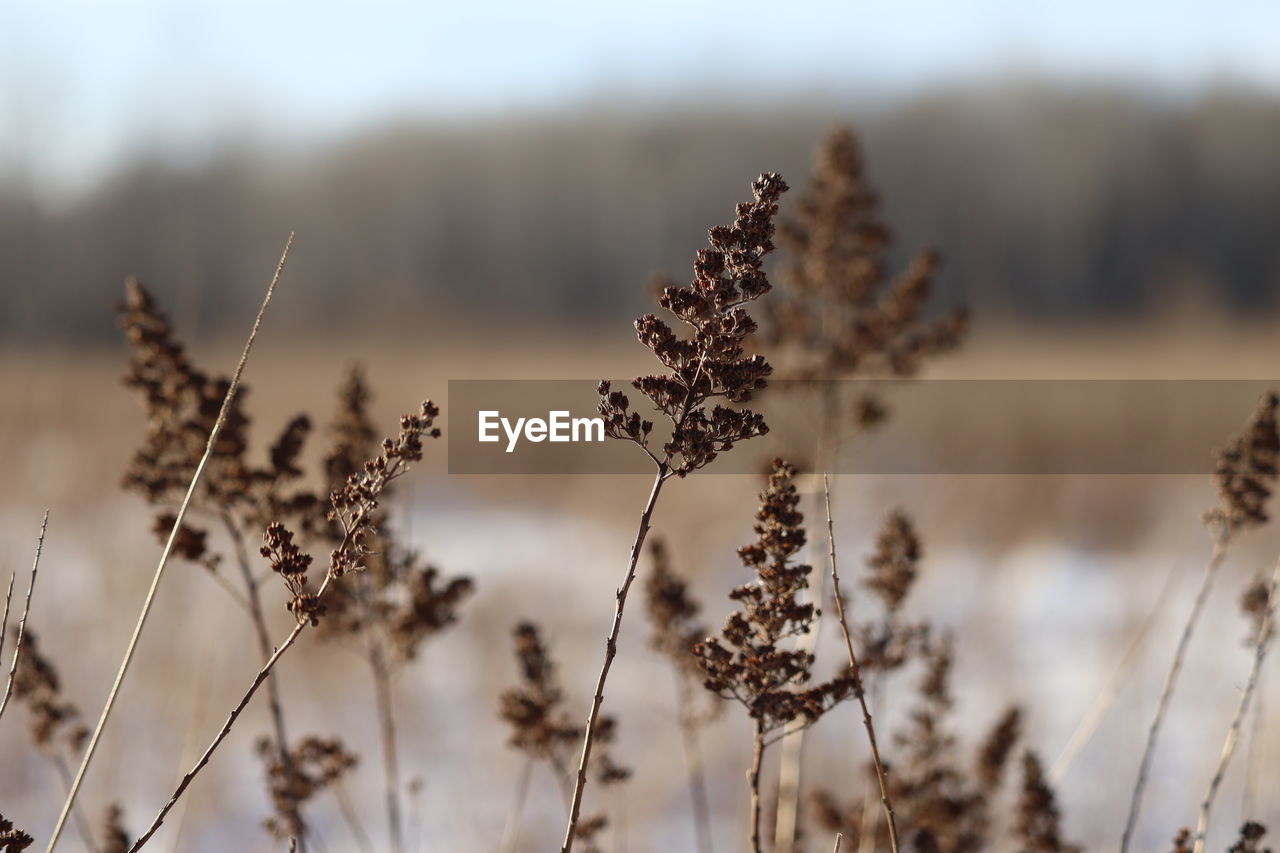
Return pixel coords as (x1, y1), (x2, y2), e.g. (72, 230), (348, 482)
(2, 85), (1279, 343)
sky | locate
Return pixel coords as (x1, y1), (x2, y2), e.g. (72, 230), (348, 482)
(4, 0), (1280, 193)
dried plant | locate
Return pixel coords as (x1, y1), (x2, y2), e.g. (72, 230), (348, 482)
(119, 307), (466, 853)
(99, 806), (130, 853)
(0, 816), (33, 853)
(814, 612), (1022, 852)
(311, 368), (473, 853)
(644, 538), (717, 853)
(559, 171), (787, 853)
(1122, 391), (1280, 853)
(694, 460), (853, 853)
(821, 475), (901, 853)
(845, 510), (931, 853)
(10, 631), (89, 755)
(125, 400), (440, 851)
(117, 276), (324, 847)
(766, 126), (966, 442)
(1190, 557), (1279, 853)
(765, 127), (966, 853)
(258, 736), (359, 841)
(977, 708), (1023, 791)
(886, 638), (988, 853)
(0, 512), (47, 725)
(1014, 752), (1079, 853)
(596, 171), (787, 478)
(48, 237), (294, 853)
(1227, 823), (1271, 853)
(8, 630), (101, 851)
(499, 621), (629, 853)
(858, 511), (931, 677)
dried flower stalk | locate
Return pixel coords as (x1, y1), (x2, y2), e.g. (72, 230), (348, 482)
(117, 274), (326, 847)
(822, 474), (900, 853)
(1014, 752), (1080, 853)
(500, 621), (629, 853)
(1121, 391), (1280, 853)
(46, 235), (295, 853)
(767, 128), (967, 852)
(1190, 557), (1280, 853)
(695, 461), (853, 853)
(1, 815), (33, 852)
(125, 401), (440, 851)
(560, 172), (787, 853)
(315, 368), (472, 853)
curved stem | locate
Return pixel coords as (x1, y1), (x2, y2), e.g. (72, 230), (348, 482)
(1050, 559), (1180, 782)
(47, 234), (294, 853)
(0, 510), (48, 723)
(824, 474), (900, 853)
(774, 382), (839, 853)
(1192, 557), (1279, 853)
(126, 598), (316, 851)
(560, 466), (667, 853)
(500, 758), (534, 853)
(1120, 528), (1230, 853)
(222, 513), (307, 851)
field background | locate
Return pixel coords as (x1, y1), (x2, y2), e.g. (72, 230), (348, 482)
(5, 321), (1280, 851)
(6, 2), (1280, 850)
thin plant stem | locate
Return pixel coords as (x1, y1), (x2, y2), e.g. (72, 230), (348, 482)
(0, 509), (47, 723)
(334, 783), (376, 853)
(855, 655), (887, 853)
(749, 719), (766, 853)
(126, 572), (330, 851)
(47, 234), (294, 853)
(500, 758), (534, 853)
(165, 640), (218, 853)
(559, 466), (667, 853)
(1191, 557), (1280, 853)
(369, 642), (404, 853)
(221, 512), (308, 852)
(774, 382), (838, 853)
(1120, 527), (1231, 853)
(824, 474), (900, 853)
(673, 670), (714, 853)
(0, 574), (13, 686)
(1243, 672), (1264, 819)
(1050, 560), (1180, 782)
(127, 443), (417, 852)
(48, 753), (101, 853)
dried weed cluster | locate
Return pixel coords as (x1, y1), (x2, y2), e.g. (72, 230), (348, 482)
(766, 127), (966, 434)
